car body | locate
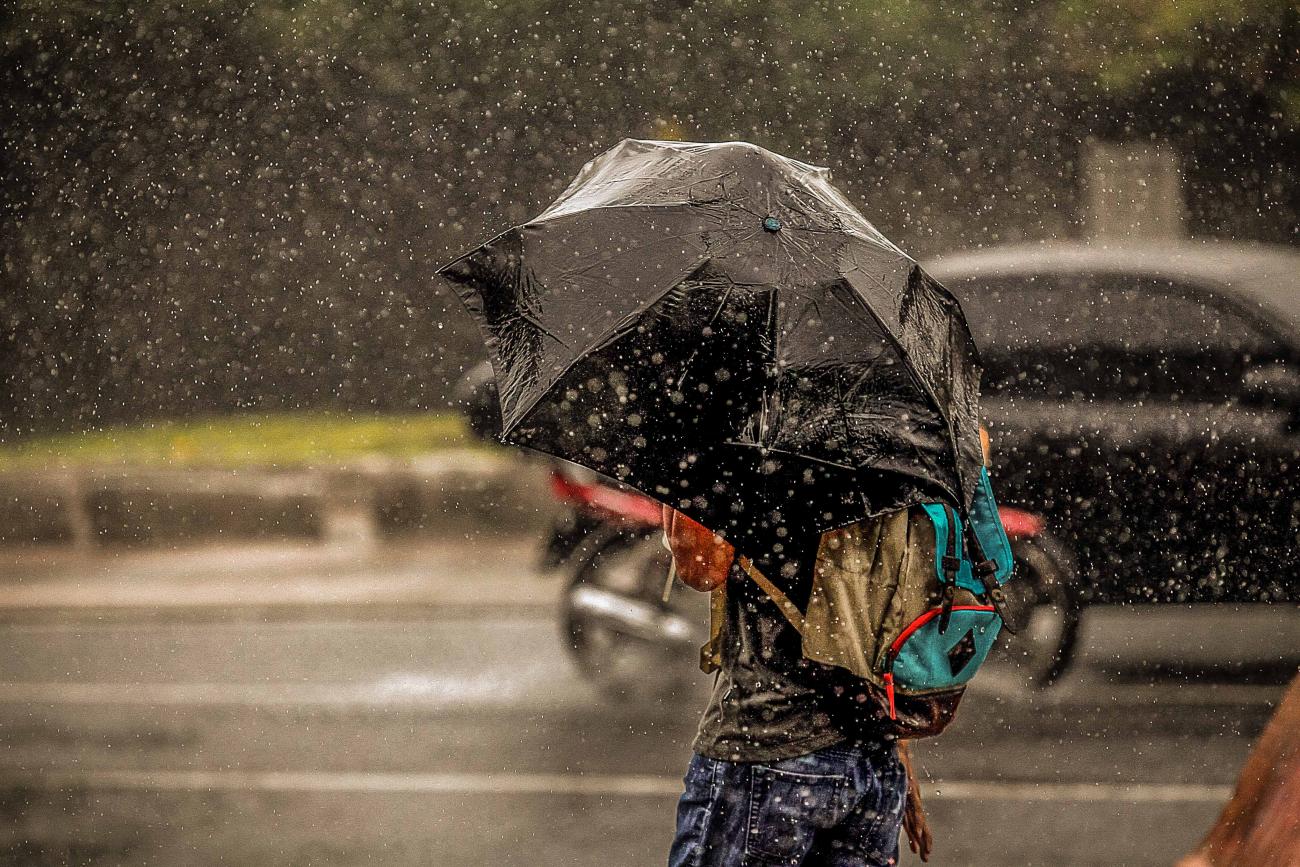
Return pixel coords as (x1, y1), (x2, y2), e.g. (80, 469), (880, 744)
(926, 241), (1300, 604)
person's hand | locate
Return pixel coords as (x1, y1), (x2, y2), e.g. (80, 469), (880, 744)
(903, 799), (933, 863)
(898, 741), (933, 862)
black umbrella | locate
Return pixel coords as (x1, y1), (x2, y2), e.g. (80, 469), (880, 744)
(438, 139), (984, 546)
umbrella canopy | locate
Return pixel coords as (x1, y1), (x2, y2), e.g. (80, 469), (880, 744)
(438, 139), (984, 543)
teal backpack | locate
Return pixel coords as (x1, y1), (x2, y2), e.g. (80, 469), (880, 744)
(895, 468), (1016, 707)
(724, 467), (1018, 739)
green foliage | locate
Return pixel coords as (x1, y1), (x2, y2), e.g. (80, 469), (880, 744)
(1056, 0), (1298, 120)
(0, 412), (472, 470)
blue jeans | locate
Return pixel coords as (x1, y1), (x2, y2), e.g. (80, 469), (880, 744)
(668, 740), (906, 867)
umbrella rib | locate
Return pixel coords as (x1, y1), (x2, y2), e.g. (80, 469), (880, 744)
(546, 171), (733, 202)
(722, 199), (767, 222)
(724, 227), (764, 248)
(775, 231), (835, 278)
(513, 308), (570, 349)
(717, 179), (780, 227)
(679, 171), (738, 201)
(841, 261), (967, 504)
(672, 284), (737, 392)
(722, 441), (856, 471)
(536, 198), (731, 222)
(557, 228), (713, 280)
(843, 261), (945, 419)
(765, 286), (783, 447)
(774, 295), (856, 453)
(504, 255), (712, 434)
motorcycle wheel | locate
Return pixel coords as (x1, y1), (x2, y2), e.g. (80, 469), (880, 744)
(560, 530), (708, 705)
(987, 531), (1083, 687)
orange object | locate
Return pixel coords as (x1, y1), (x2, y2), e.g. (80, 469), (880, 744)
(662, 506), (735, 591)
(1179, 673), (1300, 866)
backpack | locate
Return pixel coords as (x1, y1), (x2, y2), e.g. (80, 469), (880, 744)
(693, 466), (1016, 740)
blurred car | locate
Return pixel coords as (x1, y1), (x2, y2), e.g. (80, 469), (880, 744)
(927, 241), (1300, 604)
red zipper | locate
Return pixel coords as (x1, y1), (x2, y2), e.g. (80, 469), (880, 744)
(882, 604), (996, 720)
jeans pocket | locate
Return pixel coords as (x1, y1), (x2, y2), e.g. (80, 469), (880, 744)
(683, 753), (718, 793)
(745, 765), (847, 864)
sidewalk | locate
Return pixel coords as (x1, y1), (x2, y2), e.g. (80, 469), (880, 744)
(0, 450), (554, 549)
(0, 536), (560, 621)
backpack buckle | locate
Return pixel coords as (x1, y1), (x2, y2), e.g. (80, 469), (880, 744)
(976, 566), (1018, 635)
(938, 583), (956, 634)
(939, 548), (961, 634)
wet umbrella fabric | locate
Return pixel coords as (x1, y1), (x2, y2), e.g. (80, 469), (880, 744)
(438, 139), (984, 543)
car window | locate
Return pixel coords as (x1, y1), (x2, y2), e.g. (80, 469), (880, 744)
(950, 273), (1279, 401)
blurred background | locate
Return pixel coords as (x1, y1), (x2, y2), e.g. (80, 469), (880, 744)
(0, 2), (1297, 865)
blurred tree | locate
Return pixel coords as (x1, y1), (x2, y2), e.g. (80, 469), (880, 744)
(1055, 0), (1299, 236)
(1, 0), (1294, 437)
(2, 2), (468, 435)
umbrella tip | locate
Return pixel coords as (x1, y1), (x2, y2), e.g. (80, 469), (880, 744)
(762, 216), (783, 232)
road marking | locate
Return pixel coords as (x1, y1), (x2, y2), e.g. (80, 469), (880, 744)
(926, 780), (1232, 803)
(8, 769), (1233, 803)
(0, 678), (594, 708)
(974, 671), (1286, 708)
(0, 678), (1281, 710)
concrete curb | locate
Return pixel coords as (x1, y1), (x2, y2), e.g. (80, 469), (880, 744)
(0, 451), (556, 550)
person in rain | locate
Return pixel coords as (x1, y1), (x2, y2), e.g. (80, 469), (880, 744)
(662, 504), (932, 866)
(436, 138), (997, 866)
(661, 429), (1002, 866)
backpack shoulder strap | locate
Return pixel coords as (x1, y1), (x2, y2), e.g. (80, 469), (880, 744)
(737, 556), (806, 635)
(959, 508), (1017, 633)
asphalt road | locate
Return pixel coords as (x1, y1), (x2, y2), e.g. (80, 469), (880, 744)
(0, 543), (1295, 866)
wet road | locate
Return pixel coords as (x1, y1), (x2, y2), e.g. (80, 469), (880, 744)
(0, 546), (1294, 866)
